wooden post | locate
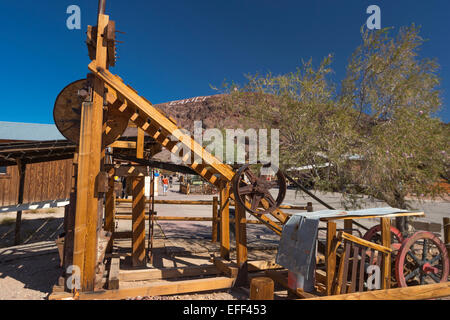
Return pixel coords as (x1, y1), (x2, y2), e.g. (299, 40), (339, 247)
(250, 277), (274, 300)
(14, 161), (26, 245)
(344, 219), (353, 235)
(326, 221), (337, 296)
(132, 176), (146, 267)
(234, 202), (248, 286)
(212, 196), (218, 243)
(381, 217), (391, 289)
(136, 128), (145, 159)
(219, 182), (230, 260)
(73, 12), (109, 291)
(444, 218), (450, 263)
(104, 166), (116, 253)
(306, 202), (313, 212)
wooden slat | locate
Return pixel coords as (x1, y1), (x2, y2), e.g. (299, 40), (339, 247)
(119, 265), (219, 282)
(338, 231), (392, 254)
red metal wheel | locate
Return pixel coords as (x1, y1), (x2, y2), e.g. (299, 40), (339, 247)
(395, 231), (449, 287)
(363, 224), (404, 251)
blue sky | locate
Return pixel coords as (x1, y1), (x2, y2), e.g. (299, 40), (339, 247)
(0, 0), (449, 124)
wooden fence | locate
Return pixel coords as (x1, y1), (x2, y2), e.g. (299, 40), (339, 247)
(0, 159), (73, 207)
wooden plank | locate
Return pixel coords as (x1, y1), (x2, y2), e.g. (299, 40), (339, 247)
(338, 231), (392, 254)
(76, 276), (236, 300)
(109, 141), (137, 149)
(213, 257), (238, 278)
(136, 128), (144, 159)
(320, 212), (425, 221)
(131, 176), (146, 267)
(326, 221), (337, 296)
(110, 165), (148, 177)
(381, 217), (391, 289)
(306, 281), (450, 300)
(220, 182), (230, 260)
(108, 257), (120, 290)
(234, 202), (248, 286)
(119, 265), (219, 282)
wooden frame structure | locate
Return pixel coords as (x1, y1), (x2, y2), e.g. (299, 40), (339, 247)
(48, 1), (449, 301)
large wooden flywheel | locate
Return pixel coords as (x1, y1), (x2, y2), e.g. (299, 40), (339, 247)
(53, 79), (129, 147)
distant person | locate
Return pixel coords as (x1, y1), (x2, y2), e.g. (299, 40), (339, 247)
(121, 177), (127, 199)
(162, 176), (169, 195)
(169, 176), (173, 188)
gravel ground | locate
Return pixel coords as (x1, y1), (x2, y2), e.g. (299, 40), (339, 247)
(0, 186), (448, 300)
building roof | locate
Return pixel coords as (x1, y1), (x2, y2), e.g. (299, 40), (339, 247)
(0, 121), (65, 141)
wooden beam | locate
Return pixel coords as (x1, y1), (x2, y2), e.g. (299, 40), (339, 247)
(73, 13), (109, 292)
(76, 277), (236, 300)
(338, 231), (392, 254)
(306, 281), (450, 300)
(326, 221), (337, 296)
(234, 202), (248, 286)
(131, 176), (146, 267)
(220, 182), (231, 260)
(109, 141), (137, 149)
(108, 165), (149, 177)
(320, 212), (425, 222)
(136, 128), (144, 159)
(213, 257), (238, 278)
(119, 265), (219, 282)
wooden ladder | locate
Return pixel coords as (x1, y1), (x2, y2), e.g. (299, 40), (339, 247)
(88, 61), (287, 234)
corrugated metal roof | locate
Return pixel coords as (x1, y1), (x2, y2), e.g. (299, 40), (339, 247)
(0, 121), (65, 141)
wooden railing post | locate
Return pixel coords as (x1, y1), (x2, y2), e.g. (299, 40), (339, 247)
(326, 221), (337, 295)
(381, 217), (391, 289)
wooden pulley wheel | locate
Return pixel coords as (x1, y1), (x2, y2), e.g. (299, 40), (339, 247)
(232, 164), (286, 215)
(53, 79), (129, 147)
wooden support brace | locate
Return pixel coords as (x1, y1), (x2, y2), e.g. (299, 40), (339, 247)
(131, 176), (146, 267)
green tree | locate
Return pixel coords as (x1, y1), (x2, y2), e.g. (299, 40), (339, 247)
(217, 25), (449, 232)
